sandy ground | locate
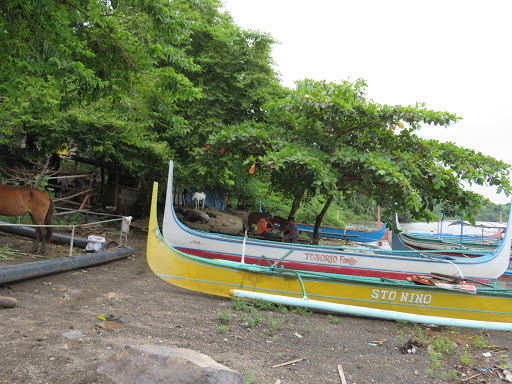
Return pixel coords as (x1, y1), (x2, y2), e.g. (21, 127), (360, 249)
(0, 211), (511, 384)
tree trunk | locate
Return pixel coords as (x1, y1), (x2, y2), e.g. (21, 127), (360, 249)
(312, 195), (334, 245)
(289, 186), (307, 218)
(33, 155), (52, 189)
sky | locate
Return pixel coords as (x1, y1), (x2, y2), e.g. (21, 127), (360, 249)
(221, 0), (512, 204)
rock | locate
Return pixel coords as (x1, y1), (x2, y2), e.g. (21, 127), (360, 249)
(184, 209), (210, 224)
(62, 330), (85, 340)
(0, 296), (17, 308)
(106, 292), (120, 301)
(97, 345), (243, 384)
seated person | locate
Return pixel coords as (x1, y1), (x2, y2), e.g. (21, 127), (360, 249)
(281, 217), (299, 243)
(257, 213), (274, 240)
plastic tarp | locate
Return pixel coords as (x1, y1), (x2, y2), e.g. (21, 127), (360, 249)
(185, 187), (226, 211)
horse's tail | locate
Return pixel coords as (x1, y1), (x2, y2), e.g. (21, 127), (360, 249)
(45, 199), (54, 243)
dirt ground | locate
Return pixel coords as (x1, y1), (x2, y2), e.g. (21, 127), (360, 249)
(1, 210), (512, 384)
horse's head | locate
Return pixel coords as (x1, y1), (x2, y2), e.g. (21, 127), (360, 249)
(271, 215), (288, 229)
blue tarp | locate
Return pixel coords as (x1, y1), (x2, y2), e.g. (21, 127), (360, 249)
(184, 187), (226, 211)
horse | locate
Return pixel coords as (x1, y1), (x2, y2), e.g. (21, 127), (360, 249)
(0, 185), (54, 254)
(242, 212), (288, 233)
(192, 192), (206, 210)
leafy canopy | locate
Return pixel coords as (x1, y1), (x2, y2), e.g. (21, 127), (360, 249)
(208, 79), (511, 223)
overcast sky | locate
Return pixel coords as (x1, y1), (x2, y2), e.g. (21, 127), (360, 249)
(221, 0), (512, 204)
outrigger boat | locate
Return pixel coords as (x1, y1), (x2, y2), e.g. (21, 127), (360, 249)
(393, 215), (512, 276)
(147, 179), (512, 330)
(160, 162), (512, 281)
(294, 221), (385, 242)
(394, 215), (504, 253)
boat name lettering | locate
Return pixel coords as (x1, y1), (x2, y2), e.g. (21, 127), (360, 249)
(304, 253), (358, 266)
(190, 240), (201, 244)
(370, 289), (432, 306)
(304, 252), (337, 263)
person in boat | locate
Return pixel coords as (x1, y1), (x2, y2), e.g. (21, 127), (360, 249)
(281, 217), (299, 243)
(257, 213), (274, 240)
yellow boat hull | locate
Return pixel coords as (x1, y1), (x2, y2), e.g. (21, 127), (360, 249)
(147, 183), (512, 326)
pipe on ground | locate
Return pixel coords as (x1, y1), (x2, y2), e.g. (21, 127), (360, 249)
(0, 220), (89, 248)
(0, 246), (135, 285)
(0, 220), (135, 284)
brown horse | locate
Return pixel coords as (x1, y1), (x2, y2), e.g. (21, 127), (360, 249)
(242, 212), (288, 233)
(0, 185), (54, 254)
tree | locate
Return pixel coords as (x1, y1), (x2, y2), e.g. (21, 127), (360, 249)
(208, 79), (511, 242)
(1, 0), (201, 181)
(165, 0), (285, 192)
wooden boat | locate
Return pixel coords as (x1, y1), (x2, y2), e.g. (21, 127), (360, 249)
(393, 215), (512, 276)
(160, 161), (512, 281)
(294, 221), (385, 242)
(405, 218), (504, 240)
(147, 181), (512, 330)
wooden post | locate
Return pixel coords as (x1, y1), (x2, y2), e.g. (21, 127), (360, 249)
(114, 172), (119, 209)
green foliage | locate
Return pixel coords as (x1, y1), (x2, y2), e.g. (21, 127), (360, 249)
(0, 0), (283, 193)
(432, 336), (456, 355)
(215, 310), (231, 324)
(276, 305), (288, 314)
(440, 370), (459, 382)
(460, 348), (473, 366)
(293, 306), (312, 316)
(231, 298), (249, 311)
(252, 300), (276, 311)
(470, 335), (488, 348)
(243, 371), (261, 384)
(267, 316), (284, 333)
(427, 345), (443, 372)
(209, 78), (511, 236)
(327, 314), (340, 324)
(216, 325), (228, 334)
(244, 315), (260, 329)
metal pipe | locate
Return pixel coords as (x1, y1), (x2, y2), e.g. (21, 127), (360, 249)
(0, 246), (134, 285)
(229, 289), (512, 331)
(0, 221), (88, 248)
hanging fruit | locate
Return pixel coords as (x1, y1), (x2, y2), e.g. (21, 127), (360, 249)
(269, 163), (275, 169)
(204, 144), (211, 151)
(249, 163), (256, 174)
(220, 148), (225, 154)
(389, 126), (394, 131)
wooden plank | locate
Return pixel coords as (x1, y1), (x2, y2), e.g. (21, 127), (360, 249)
(272, 358), (305, 368)
(337, 364), (347, 384)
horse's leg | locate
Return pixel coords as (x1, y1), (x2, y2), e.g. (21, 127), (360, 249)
(38, 227), (46, 254)
(30, 200), (51, 254)
(29, 213), (41, 253)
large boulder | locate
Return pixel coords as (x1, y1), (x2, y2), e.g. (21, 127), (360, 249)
(97, 345), (243, 384)
(184, 208), (210, 224)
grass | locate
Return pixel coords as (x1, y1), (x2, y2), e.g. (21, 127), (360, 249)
(470, 335), (489, 348)
(267, 316), (284, 333)
(253, 300), (276, 311)
(432, 336), (456, 355)
(293, 306), (312, 316)
(460, 348), (473, 366)
(215, 310), (232, 324)
(245, 315), (260, 329)
(221, 299), (504, 383)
